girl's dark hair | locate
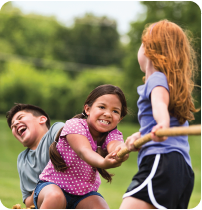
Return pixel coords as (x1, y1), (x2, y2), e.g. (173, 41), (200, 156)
(49, 84), (127, 182)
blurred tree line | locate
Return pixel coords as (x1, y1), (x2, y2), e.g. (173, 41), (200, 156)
(0, 1), (201, 124)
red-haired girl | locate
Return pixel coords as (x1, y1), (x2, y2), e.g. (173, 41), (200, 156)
(120, 20), (199, 209)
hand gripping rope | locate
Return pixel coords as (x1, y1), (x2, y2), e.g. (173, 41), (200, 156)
(117, 124), (201, 158)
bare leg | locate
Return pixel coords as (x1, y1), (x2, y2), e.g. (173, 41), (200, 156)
(120, 197), (156, 209)
(76, 195), (109, 209)
(37, 184), (67, 209)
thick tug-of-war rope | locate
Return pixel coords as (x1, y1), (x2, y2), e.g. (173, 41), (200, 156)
(117, 124), (201, 158)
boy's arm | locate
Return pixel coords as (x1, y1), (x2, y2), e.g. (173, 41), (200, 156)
(24, 191), (34, 208)
(17, 152), (35, 207)
(151, 86), (170, 141)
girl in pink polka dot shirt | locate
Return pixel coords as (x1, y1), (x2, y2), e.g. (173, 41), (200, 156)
(33, 84), (129, 209)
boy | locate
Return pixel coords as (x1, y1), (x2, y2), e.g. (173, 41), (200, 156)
(6, 103), (66, 208)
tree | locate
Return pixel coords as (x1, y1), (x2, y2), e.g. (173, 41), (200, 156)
(0, 2), (126, 120)
(0, 3), (125, 72)
(0, 3), (68, 62)
(57, 13), (125, 66)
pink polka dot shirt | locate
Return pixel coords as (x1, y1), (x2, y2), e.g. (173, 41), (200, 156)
(39, 118), (124, 195)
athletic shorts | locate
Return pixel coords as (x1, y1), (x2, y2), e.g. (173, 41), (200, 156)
(123, 152), (194, 209)
(33, 180), (103, 209)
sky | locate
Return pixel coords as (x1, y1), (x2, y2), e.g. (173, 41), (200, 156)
(0, 1), (146, 35)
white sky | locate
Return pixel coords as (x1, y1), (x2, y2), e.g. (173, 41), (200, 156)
(1, 1), (147, 35)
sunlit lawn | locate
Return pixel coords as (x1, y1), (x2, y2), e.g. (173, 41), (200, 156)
(0, 117), (200, 209)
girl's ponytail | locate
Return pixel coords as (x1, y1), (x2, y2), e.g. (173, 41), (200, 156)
(73, 111), (87, 119)
(96, 132), (115, 183)
(49, 127), (68, 172)
(97, 167), (114, 183)
(49, 112), (87, 172)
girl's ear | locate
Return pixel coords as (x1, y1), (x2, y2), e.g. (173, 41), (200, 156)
(84, 104), (90, 116)
(39, 116), (47, 125)
(119, 117), (123, 123)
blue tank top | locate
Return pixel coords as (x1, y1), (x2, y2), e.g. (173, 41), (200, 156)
(137, 72), (192, 168)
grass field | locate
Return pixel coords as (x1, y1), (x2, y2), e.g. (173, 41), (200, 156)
(0, 117), (201, 209)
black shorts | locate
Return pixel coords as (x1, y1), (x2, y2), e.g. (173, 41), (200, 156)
(123, 152), (194, 209)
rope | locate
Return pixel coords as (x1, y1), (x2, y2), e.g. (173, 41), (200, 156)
(117, 124), (201, 158)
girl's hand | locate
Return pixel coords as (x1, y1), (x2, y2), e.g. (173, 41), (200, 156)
(151, 123), (169, 142)
(125, 132), (141, 151)
(113, 143), (129, 163)
(102, 152), (123, 169)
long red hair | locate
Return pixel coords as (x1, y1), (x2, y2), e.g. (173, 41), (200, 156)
(142, 20), (199, 124)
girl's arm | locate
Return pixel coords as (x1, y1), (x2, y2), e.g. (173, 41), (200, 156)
(107, 140), (129, 162)
(107, 140), (124, 153)
(151, 86), (170, 142)
(66, 134), (122, 169)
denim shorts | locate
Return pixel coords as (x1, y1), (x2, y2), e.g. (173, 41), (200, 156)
(33, 180), (103, 209)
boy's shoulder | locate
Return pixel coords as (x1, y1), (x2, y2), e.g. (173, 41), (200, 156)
(49, 122), (65, 132)
(17, 148), (29, 165)
(45, 121), (65, 138)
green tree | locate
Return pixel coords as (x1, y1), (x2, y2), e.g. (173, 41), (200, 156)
(0, 3), (125, 72)
(66, 13), (124, 66)
(0, 61), (73, 120)
(0, 3), (68, 66)
(0, 2), (126, 120)
(124, 1), (201, 123)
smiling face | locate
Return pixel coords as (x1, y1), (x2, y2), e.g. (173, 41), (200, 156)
(84, 94), (122, 140)
(11, 111), (48, 149)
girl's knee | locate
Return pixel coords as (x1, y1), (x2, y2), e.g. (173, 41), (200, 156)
(45, 190), (66, 207)
(48, 190), (64, 200)
(38, 185), (66, 208)
(76, 195), (109, 209)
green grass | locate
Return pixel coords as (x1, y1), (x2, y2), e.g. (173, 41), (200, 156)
(0, 118), (201, 209)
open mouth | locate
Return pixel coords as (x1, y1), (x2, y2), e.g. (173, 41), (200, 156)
(99, 120), (110, 125)
(17, 126), (27, 137)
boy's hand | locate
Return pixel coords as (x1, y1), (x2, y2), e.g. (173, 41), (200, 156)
(125, 132), (141, 151)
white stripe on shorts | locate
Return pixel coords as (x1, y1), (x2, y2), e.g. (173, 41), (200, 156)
(123, 154), (167, 209)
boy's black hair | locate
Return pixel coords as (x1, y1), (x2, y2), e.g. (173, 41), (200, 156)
(6, 103), (51, 129)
